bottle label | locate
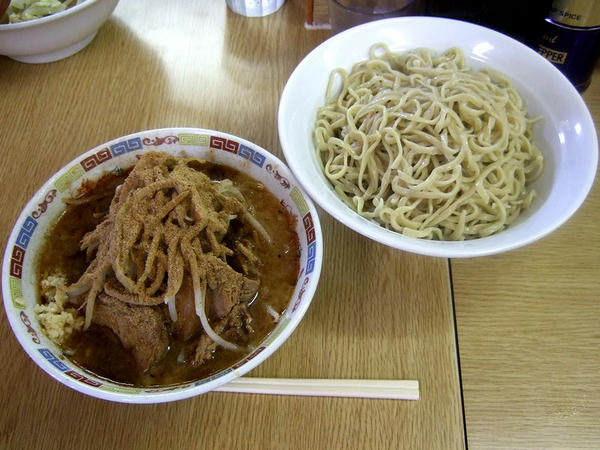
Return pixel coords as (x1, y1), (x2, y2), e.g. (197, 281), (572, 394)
(534, 18), (600, 90)
(550, 0), (600, 28)
(537, 44), (567, 64)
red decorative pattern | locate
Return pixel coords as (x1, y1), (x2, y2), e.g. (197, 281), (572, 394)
(266, 164), (291, 189)
(9, 245), (25, 278)
(11, 245), (25, 263)
(65, 370), (102, 387)
(97, 148), (112, 162)
(292, 276), (311, 312)
(32, 189), (57, 219)
(302, 213), (313, 230)
(210, 136), (239, 154)
(142, 135), (179, 146)
(232, 346), (266, 370)
(303, 212), (316, 244)
(80, 148), (113, 171)
(280, 199), (293, 215)
(20, 312), (40, 344)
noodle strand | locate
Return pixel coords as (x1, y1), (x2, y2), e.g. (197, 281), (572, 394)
(314, 46), (543, 240)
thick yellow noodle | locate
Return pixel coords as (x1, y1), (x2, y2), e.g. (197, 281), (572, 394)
(314, 45), (544, 240)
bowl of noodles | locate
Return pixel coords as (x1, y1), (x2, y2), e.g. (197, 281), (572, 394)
(1, 128), (322, 403)
(0, 0), (119, 63)
(278, 17), (598, 258)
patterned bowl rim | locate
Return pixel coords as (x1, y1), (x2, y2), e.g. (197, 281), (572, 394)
(1, 127), (323, 403)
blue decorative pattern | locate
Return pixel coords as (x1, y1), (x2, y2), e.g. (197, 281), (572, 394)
(239, 144), (266, 168)
(38, 348), (69, 371)
(16, 216), (37, 249)
(306, 242), (317, 275)
(7, 131), (322, 396)
(110, 137), (143, 156)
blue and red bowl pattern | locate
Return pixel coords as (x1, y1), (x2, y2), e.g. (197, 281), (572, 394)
(6, 131), (318, 394)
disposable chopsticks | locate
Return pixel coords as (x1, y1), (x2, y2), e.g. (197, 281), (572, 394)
(214, 377), (419, 400)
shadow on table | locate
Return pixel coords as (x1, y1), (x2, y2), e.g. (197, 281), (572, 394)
(221, 1), (329, 151)
(66, 16), (171, 143)
(222, 0), (311, 80)
(1, 15), (172, 168)
(299, 208), (452, 374)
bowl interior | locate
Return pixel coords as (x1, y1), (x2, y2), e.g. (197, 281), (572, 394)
(0, 0), (97, 28)
(2, 128), (322, 403)
(279, 17), (598, 257)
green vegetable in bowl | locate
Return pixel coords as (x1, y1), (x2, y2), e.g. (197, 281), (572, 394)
(2, 0), (75, 23)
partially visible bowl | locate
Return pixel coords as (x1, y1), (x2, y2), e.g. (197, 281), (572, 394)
(0, 0), (119, 63)
(1, 128), (323, 403)
(278, 16), (598, 258)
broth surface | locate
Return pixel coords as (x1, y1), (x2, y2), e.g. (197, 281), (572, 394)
(37, 160), (300, 386)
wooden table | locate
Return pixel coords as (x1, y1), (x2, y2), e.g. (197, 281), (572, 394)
(0, 1), (597, 449)
(453, 73), (600, 448)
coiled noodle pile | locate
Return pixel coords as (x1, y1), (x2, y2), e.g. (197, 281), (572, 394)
(314, 45), (543, 240)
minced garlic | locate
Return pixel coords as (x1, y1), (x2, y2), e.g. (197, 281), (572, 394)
(35, 273), (84, 346)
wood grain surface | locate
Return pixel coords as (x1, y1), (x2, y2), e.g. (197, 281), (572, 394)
(0, 1), (464, 449)
(453, 71), (600, 449)
(306, 0), (330, 27)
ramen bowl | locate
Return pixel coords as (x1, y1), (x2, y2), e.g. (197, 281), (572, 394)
(0, 0), (119, 63)
(2, 128), (323, 403)
(278, 17), (598, 258)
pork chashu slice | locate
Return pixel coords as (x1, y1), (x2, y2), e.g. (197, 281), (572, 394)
(92, 293), (169, 372)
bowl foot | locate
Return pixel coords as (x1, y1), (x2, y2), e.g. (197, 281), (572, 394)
(9, 32), (98, 63)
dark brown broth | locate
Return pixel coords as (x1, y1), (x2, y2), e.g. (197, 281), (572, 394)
(37, 161), (300, 386)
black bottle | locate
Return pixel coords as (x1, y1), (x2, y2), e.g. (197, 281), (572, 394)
(532, 1), (600, 92)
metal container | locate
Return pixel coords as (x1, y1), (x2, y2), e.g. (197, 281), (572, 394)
(534, 0), (600, 91)
(226, 0), (285, 17)
(549, 0), (600, 28)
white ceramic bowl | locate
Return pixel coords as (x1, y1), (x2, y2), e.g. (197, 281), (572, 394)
(279, 17), (598, 258)
(1, 128), (323, 403)
(0, 0), (119, 63)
